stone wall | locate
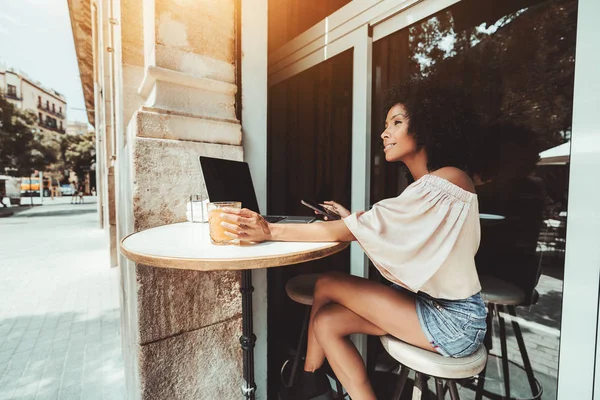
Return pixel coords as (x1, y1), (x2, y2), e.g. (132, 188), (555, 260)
(116, 0), (243, 398)
(70, 0), (245, 397)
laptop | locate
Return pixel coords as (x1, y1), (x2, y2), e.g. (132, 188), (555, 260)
(199, 156), (315, 224)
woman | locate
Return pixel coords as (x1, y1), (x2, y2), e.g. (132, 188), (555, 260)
(221, 80), (487, 400)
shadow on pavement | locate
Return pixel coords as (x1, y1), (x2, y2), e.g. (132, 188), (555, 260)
(13, 209), (97, 218)
(0, 311), (124, 399)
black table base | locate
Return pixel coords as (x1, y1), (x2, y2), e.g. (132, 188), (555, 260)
(240, 269), (256, 399)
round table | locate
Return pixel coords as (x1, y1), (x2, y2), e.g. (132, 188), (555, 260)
(120, 222), (349, 400)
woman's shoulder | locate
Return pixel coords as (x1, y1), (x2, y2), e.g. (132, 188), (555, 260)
(429, 167), (475, 194)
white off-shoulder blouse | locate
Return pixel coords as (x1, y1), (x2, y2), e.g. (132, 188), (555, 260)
(343, 174), (481, 300)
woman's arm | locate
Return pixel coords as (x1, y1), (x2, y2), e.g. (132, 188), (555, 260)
(220, 207), (356, 243)
(270, 219), (355, 242)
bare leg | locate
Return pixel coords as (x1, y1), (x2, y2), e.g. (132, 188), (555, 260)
(313, 303), (383, 400)
(304, 272), (436, 400)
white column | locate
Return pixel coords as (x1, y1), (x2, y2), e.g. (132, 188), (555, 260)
(349, 24), (373, 359)
(558, 0), (600, 398)
(242, 0), (268, 398)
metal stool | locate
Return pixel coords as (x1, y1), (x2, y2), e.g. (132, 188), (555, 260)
(474, 275), (543, 400)
(380, 335), (488, 399)
(283, 274), (345, 398)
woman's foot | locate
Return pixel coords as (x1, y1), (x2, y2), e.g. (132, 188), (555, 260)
(279, 368), (335, 400)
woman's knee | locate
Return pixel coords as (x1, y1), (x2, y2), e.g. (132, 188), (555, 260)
(314, 271), (346, 298)
(313, 303), (344, 340)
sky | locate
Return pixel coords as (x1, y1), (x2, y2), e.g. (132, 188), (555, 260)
(0, 0), (88, 124)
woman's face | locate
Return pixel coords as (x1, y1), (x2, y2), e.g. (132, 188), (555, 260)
(381, 103), (418, 162)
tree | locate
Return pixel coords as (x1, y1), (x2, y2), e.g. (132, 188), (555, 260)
(406, 0), (577, 150)
(0, 93), (46, 175)
(0, 92), (95, 181)
(64, 131), (96, 178)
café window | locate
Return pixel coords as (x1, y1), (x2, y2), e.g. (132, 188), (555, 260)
(368, 0), (576, 397)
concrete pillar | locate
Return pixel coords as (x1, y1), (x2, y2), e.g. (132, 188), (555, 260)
(116, 0), (243, 398)
(91, 1), (105, 230)
(101, 0), (118, 267)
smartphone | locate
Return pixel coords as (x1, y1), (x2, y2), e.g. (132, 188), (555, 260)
(301, 200), (341, 220)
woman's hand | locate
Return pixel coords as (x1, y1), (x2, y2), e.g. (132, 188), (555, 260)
(319, 201), (351, 220)
(220, 208), (272, 243)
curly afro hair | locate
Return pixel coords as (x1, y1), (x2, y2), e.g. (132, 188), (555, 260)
(384, 78), (480, 174)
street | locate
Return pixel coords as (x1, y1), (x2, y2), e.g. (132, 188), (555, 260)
(0, 197), (125, 400)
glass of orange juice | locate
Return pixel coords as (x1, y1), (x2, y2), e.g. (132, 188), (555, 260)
(207, 201), (242, 245)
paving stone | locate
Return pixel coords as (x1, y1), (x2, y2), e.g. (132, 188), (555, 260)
(61, 368), (83, 390)
(58, 385), (81, 400)
(34, 386), (59, 400)
(0, 349), (14, 363)
(11, 383), (39, 398)
(1, 338), (21, 351)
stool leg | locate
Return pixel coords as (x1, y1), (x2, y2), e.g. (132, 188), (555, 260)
(287, 307), (311, 387)
(496, 304), (511, 398)
(473, 303), (492, 400)
(484, 303), (494, 350)
(412, 372), (426, 400)
(507, 305), (538, 397)
(392, 366), (410, 400)
(447, 381), (460, 400)
(474, 357), (487, 400)
(435, 378), (445, 400)
(335, 379), (344, 400)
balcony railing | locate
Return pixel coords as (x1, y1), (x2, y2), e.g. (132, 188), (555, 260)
(37, 104), (65, 119)
(6, 92), (22, 101)
(40, 123), (65, 134)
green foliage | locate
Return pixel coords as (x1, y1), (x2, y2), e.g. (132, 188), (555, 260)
(0, 93), (95, 180)
(0, 94), (44, 175)
(63, 131), (96, 176)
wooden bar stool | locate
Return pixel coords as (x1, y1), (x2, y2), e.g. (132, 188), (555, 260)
(474, 275), (543, 400)
(380, 335), (488, 399)
(284, 274), (345, 398)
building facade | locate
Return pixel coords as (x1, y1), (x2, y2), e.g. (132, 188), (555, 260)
(66, 120), (89, 136)
(0, 66), (67, 134)
(68, 0), (600, 399)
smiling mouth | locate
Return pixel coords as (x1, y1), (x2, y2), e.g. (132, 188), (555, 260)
(384, 143), (396, 151)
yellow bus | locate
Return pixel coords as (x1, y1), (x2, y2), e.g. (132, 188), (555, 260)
(20, 176), (51, 197)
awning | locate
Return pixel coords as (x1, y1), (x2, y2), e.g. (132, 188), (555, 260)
(538, 142), (570, 166)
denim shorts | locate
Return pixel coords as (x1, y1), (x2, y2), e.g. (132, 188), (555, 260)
(392, 285), (487, 358)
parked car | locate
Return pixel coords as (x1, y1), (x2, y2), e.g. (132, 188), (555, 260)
(0, 175), (21, 205)
(60, 184), (76, 196)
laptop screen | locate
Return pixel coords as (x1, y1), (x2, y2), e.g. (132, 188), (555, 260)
(199, 156), (261, 214)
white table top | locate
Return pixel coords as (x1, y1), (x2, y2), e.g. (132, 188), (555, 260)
(120, 222), (349, 271)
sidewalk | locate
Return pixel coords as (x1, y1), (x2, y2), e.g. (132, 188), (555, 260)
(0, 197), (125, 400)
